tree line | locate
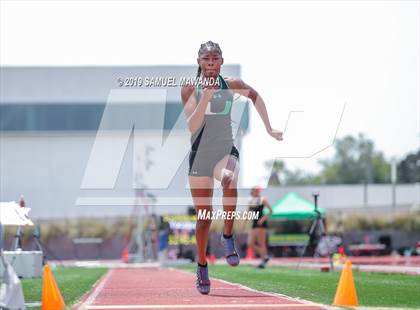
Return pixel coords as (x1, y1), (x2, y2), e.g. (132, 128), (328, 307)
(266, 133), (420, 185)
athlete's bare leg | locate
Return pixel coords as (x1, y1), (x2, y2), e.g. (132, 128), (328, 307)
(189, 176), (213, 266)
(256, 228), (268, 259)
(213, 154), (240, 236)
(247, 229), (259, 255)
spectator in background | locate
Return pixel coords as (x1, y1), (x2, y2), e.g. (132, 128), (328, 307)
(247, 186), (272, 268)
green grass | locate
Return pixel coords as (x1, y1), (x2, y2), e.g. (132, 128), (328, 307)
(179, 264), (420, 308)
(22, 266), (108, 309)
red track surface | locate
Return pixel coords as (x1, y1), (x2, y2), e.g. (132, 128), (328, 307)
(77, 268), (326, 310)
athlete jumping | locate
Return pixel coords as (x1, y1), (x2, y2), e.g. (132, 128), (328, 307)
(181, 41), (282, 295)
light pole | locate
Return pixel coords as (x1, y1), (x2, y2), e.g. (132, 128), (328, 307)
(391, 157), (397, 210)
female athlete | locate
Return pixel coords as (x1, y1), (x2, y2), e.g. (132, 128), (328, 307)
(181, 41), (282, 294)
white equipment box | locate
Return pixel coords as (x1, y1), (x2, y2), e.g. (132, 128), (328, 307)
(0, 250), (43, 278)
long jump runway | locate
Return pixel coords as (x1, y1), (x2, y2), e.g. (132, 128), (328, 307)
(77, 267), (326, 310)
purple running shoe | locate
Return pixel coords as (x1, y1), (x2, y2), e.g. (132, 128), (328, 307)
(221, 234), (240, 266)
(196, 264), (210, 295)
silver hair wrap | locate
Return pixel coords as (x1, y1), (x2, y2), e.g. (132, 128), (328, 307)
(198, 41), (223, 56)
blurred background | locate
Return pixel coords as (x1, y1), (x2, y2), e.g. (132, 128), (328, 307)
(0, 1), (419, 264)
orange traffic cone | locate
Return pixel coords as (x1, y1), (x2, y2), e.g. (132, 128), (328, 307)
(121, 246), (129, 263)
(206, 254), (216, 264)
(245, 247), (255, 260)
(333, 260), (358, 307)
(41, 264), (65, 310)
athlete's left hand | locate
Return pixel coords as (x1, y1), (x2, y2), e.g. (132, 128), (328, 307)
(267, 128), (283, 141)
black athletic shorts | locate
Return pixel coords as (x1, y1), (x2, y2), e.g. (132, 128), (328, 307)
(252, 219), (268, 229)
(188, 145), (239, 177)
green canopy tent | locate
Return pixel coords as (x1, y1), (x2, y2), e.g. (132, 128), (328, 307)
(265, 192), (326, 220)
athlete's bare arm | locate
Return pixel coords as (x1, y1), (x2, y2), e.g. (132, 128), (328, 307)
(181, 84), (215, 134)
(258, 197), (273, 225)
(225, 77), (283, 141)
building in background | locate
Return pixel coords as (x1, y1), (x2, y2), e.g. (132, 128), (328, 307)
(0, 65), (249, 219)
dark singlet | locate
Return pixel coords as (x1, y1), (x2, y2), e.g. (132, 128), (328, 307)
(191, 75), (234, 152)
(188, 75), (239, 177)
(249, 197), (268, 229)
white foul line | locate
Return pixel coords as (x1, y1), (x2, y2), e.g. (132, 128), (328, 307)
(86, 304), (323, 309)
(78, 269), (115, 310)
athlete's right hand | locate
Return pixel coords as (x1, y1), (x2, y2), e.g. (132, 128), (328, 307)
(202, 87), (216, 101)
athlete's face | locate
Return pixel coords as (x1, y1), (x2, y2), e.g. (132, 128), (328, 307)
(250, 189), (259, 197)
(197, 50), (223, 78)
